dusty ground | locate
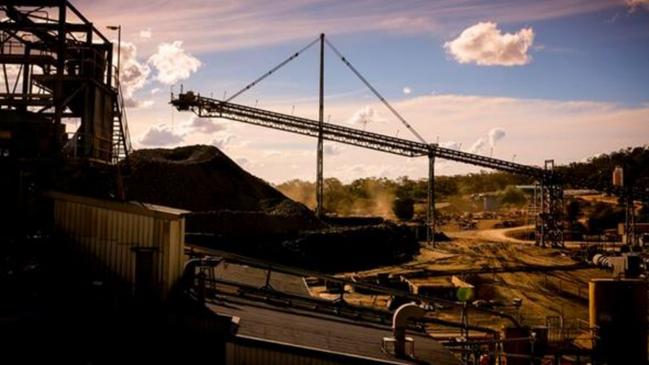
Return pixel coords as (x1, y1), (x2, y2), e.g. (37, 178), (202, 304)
(309, 226), (611, 336)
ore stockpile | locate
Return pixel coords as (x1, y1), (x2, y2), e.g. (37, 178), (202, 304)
(122, 145), (418, 271)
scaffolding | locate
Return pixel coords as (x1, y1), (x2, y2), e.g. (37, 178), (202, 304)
(0, 0), (130, 164)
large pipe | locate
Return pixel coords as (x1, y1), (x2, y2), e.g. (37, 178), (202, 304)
(392, 303), (427, 358)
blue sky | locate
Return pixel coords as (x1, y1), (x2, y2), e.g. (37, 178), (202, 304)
(199, 7), (649, 104)
(76, 0), (649, 182)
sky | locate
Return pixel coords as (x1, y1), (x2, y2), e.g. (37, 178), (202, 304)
(72, 0), (649, 183)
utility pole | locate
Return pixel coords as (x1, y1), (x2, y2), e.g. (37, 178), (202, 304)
(106, 25), (122, 84)
(316, 33), (325, 218)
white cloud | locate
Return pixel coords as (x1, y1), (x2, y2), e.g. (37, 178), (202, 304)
(184, 115), (224, 134)
(626, 0), (649, 12)
(148, 41), (201, 85)
(81, 1), (614, 54)
(468, 137), (487, 154)
(236, 157), (250, 167)
(488, 127), (506, 147)
(116, 41), (151, 107)
(402, 86), (412, 95)
(2, 64), (21, 81)
(440, 141), (461, 150)
(212, 134), (236, 149)
(150, 87), (161, 95)
(137, 100), (155, 109)
(139, 28), (152, 39)
(125, 92), (649, 183)
(444, 22), (534, 66)
(324, 144), (343, 156)
(139, 124), (184, 146)
(346, 106), (383, 128)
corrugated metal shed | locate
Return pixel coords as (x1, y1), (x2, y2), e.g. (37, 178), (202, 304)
(49, 191), (189, 298)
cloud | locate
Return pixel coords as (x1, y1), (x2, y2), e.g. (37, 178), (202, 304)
(150, 88), (161, 95)
(402, 87), (412, 95)
(139, 124), (184, 146)
(148, 41), (201, 85)
(444, 22), (534, 66)
(184, 115), (224, 134)
(116, 41), (151, 107)
(346, 106), (383, 128)
(212, 134), (236, 149)
(137, 100), (155, 109)
(488, 127), (506, 147)
(626, 0), (649, 12)
(324, 144), (343, 156)
(125, 91), (649, 183)
(140, 28), (152, 39)
(2, 64), (21, 80)
(468, 137), (487, 154)
(235, 158), (250, 167)
(440, 141), (461, 150)
(81, 1), (615, 54)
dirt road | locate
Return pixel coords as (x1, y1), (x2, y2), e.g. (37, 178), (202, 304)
(446, 225), (533, 244)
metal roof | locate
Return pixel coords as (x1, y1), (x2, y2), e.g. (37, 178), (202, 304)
(208, 295), (461, 365)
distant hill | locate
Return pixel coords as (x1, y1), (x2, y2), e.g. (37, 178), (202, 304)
(556, 145), (649, 201)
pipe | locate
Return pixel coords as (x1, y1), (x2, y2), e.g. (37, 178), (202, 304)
(392, 303), (427, 358)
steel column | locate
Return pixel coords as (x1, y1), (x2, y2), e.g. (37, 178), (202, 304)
(54, 1), (66, 126)
(316, 33), (325, 218)
(625, 192), (637, 246)
(427, 148), (436, 247)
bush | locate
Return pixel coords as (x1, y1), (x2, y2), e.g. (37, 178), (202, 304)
(392, 197), (414, 221)
(587, 202), (624, 233)
(566, 200), (581, 224)
(499, 186), (527, 206)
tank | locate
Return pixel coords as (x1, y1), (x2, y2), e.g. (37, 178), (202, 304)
(612, 166), (624, 187)
(589, 279), (647, 365)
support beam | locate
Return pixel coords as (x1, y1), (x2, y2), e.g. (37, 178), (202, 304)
(54, 0), (66, 126)
(538, 160), (564, 248)
(316, 33), (325, 218)
(625, 192), (637, 246)
(427, 148), (436, 247)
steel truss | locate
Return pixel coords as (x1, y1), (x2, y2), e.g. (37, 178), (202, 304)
(173, 92), (569, 246)
(535, 160), (564, 247)
(0, 0), (130, 163)
(174, 93), (550, 177)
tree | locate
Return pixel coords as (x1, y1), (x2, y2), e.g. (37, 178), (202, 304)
(392, 197), (414, 221)
(587, 202), (624, 233)
(566, 200), (581, 224)
(499, 186), (527, 206)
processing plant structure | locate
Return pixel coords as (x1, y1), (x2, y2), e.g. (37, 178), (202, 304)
(1, 2), (647, 364)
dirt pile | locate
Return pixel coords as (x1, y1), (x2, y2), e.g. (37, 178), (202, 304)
(121, 145), (418, 270)
(124, 145), (312, 214)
